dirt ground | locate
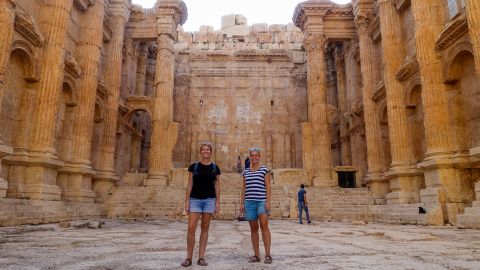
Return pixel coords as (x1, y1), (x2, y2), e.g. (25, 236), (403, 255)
(0, 219), (479, 270)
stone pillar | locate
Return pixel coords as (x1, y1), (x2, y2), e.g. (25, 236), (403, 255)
(0, 0), (15, 198)
(466, 0), (480, 74)
(93, 1), (130, 201)
(355, 14), (389, 204)
(378, 0), (421, 205)
(135, 42), (147, 96)
(334, 45), (352, 166)
(146, 0), (186, 186)
(24, 0), (73, 200)
(303, 33), (334, 187)
(57, 0), (104, 202)
(412, 0), (465, 225)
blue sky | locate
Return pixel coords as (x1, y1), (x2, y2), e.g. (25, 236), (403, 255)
(132, 0), (352, 31)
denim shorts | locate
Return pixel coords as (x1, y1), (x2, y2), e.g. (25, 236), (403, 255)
(244, 200), (268, 221)
(189, 197), (216, 213)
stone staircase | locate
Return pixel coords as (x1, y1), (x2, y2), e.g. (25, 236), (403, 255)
(457, 181), (480, 228)
(371, 203), (427, 225)
(216, 173), (242, 220)
(305, 187), (374, 222)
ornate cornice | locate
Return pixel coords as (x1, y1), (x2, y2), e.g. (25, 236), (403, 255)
(436, 13), (468, 50)
(73, 0), (94, 11)
(293, 1), (334, 31)
(395, 55), (418, 81)
(14, 10), (44, 47)
(156, 0), (187, 39)
(64, 52), (82, 78)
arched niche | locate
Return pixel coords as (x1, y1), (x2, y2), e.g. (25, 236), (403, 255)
(55, 77), (78, 162)
(10, 40), (39, 82)
(404, 78), (426, 163)
(378, 103), (392, 171)
(445, 49), (480, 150)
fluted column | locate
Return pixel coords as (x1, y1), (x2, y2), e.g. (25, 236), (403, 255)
(135, 42), (148, 96)
(378, 0), (421, 204)
(466, 0), (480, 74)
(303, 33), (334, 187)
(355, 14), (388, 203)
(334, 45), (351, 166)
(0, 0), (15, 198)
(412, 0), (465, 225)
(23, 0), (73, 200)
(146, 0), (186, 186)
(93, 1), (129, 201)
(57, 0), (104, 202)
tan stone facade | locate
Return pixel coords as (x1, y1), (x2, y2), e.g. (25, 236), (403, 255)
(0, 0), (479, 228)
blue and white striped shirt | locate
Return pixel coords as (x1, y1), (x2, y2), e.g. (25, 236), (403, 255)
(243, 165), (269, 201)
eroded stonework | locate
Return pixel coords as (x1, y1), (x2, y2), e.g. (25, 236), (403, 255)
(0, 0), (479, 228)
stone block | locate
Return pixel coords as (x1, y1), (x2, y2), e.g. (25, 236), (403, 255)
(291, 31), (304, 43)
(275, 32), (291, 43)
(252, 23), (268, 33)
(269, 24), (286, 32)
(221, 14), (236, 28)
(257, 32), (273, 43)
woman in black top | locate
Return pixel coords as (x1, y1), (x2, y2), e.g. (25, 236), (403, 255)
(181, 143), (221, 267)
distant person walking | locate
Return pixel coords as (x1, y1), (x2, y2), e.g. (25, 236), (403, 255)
(298, 184), (311, 224)
(240, 147), (272, 264)
(181, 143), (221, 267)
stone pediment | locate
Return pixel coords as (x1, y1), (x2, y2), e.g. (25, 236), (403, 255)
(96, 80), (108, 99)
(395, 56), (418, 81)
(73, 0), (93, 11)
(369, 16), (381, 42)
(372, 81), (385, 102)
(436, 13), (468, 50)
(64, 53), (82, 78)
(14, 10), (44, 47)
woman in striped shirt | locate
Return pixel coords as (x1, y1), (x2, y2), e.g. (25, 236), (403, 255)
(240, 147), (272, 264)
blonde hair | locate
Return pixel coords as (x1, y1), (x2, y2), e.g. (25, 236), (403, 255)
(199, 142), (213, 152)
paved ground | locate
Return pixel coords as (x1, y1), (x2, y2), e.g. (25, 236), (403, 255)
(0, 219), (479, 270)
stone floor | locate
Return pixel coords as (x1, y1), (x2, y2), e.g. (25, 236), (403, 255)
(0, 219), (479, 270)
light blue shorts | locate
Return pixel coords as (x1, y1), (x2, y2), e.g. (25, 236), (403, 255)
(189, 197), (216, 213)
(244, 200), (268, 221)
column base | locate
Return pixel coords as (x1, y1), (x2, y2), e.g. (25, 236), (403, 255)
(386, 166), (423, 204)
(0, 143), (13, 199)
(145, 171), (168, 186)
(366, 173), (389, 205)
(57, 162), (96, 203)
(93, 170), (119, 203)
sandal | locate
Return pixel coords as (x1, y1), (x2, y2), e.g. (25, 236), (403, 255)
(248, 255), (261, 263)
(181, 258), (192, 267)
(197, 258), (208, 266)
(264, 255), (273, 264)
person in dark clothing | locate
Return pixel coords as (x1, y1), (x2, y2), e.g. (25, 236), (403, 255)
(245, 157), (250, 169)
(181, 143), (221, 267)
(298, 184), (311, 224)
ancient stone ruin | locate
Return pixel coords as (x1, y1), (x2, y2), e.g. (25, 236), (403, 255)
(0, 0), (479, 228)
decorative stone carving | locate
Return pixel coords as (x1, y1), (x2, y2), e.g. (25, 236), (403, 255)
(97, 80), (107, 99)
(293, 73), (307, 87)
(64, 52), (82, 78)
(174, 74), (190, 87)
(394, 0), (411, 11)
(369, 16), (381, 42)
(395, 56), (419, 81)
(103, 15), (112, 42)
(73, 0), (93, 11)
(14, 10), (44, 47)
(350, 98), (364, 116)
(372, 81), (386, 102)
(303, 32), (326, 53)
(436, 13), (468, 50)
(10, 40), (40, 82)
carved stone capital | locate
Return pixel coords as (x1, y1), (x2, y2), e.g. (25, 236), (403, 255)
(14, 10), (44, 47)
(156, 0), (187, 40)
(355, 13), (372, 35)
(303, 32), (326, 53)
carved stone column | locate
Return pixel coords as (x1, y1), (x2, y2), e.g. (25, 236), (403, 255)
(378, 0), (421, 205)
(135, 42), (147, 96)
(23, 0), (73, 200)
(466, 0), (480, 74)
(0, 0), (15, 198)
(412, 0), (465, 225)
(146, 0), (186, 186)
(93, 1), (130, 201)
(355, 14), (388, 203)
(334, 45), (351, 166)
(303, 33), (334, 187)
(57, 0), (104, 202)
